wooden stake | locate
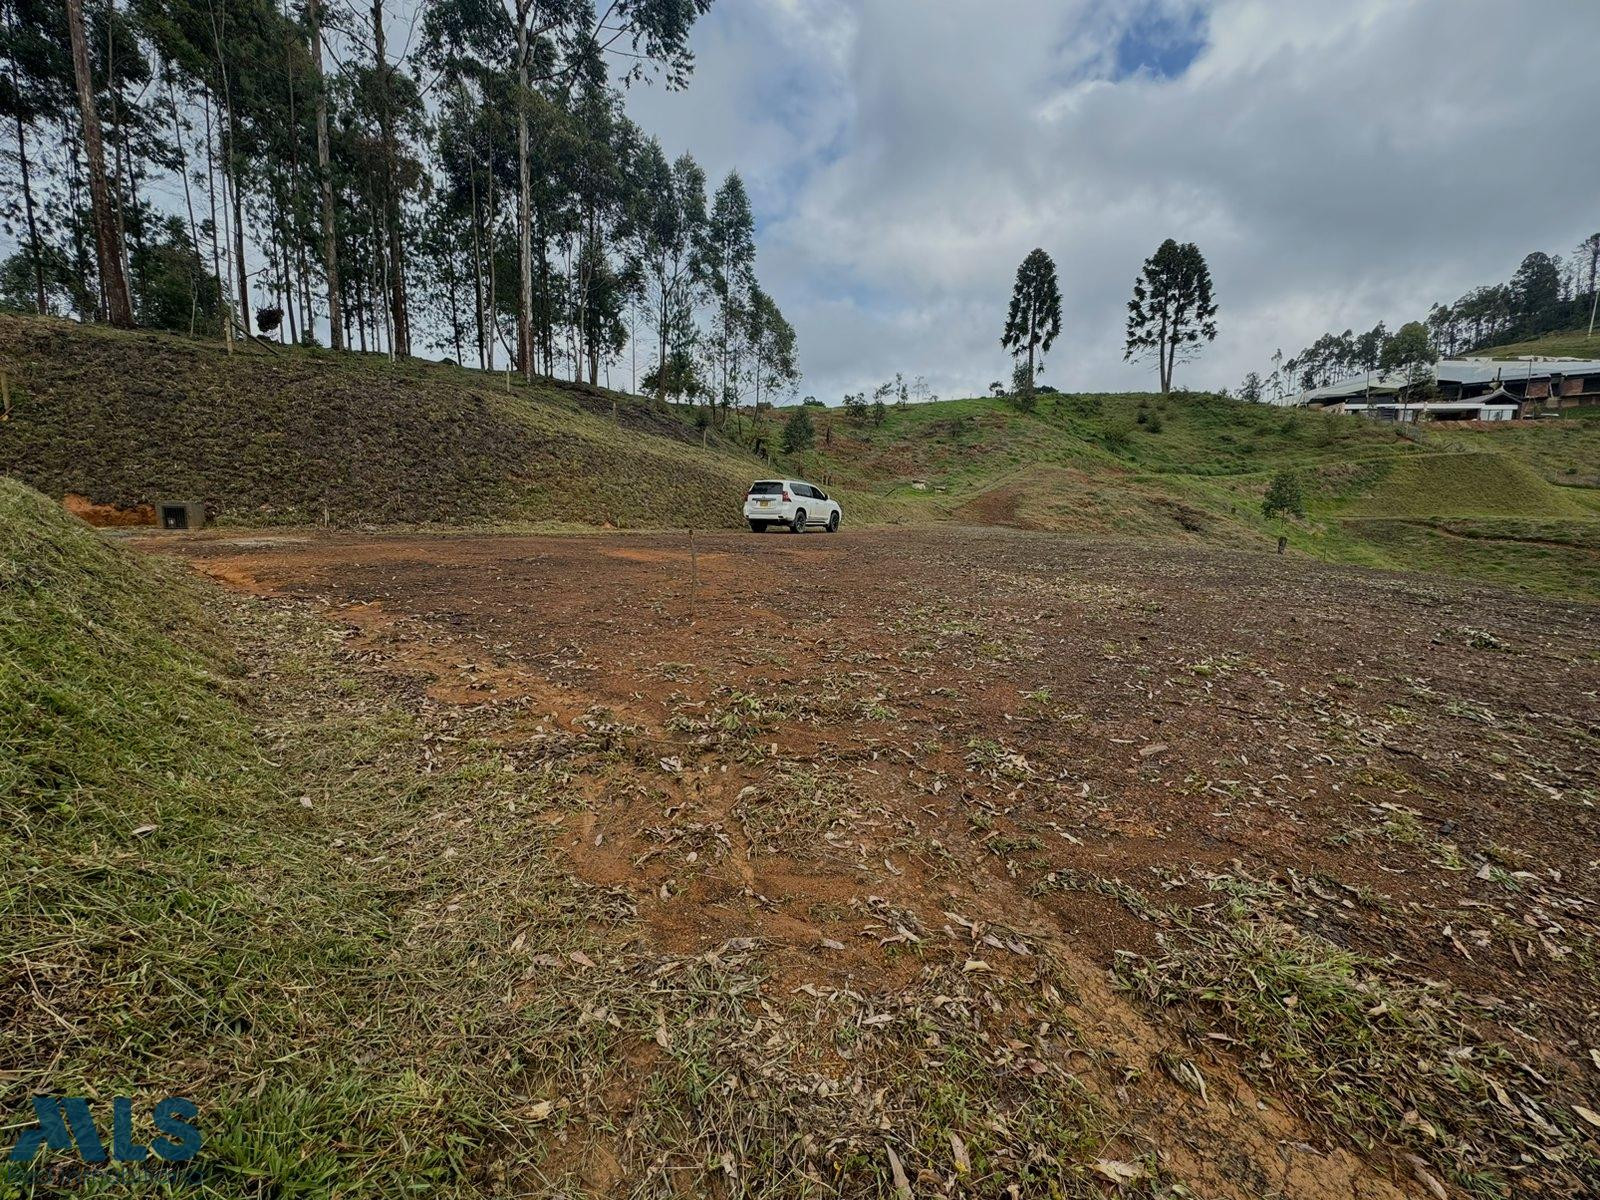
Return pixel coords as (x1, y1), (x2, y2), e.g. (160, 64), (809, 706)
(1, 369), (10, 421)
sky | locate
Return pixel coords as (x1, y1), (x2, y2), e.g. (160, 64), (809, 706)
(621, 0), (1600, 402)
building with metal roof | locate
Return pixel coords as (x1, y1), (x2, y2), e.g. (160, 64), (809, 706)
(1290, 356), (1600, 418)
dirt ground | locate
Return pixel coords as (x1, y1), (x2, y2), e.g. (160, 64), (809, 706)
(145, 525), (1600, 1198)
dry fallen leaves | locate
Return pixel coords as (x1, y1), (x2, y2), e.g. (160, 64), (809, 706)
(949, 1131), (970, 1175)
(885, 1143), (912, 1199)
(1403, 1153), (1448, 1200)
(1091, 1159), (1145, 1185)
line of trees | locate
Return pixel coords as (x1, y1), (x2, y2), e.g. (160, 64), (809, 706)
(0, 0), (798, 413)
(1248, 239), (1600, 402)
(996, 239), (1219, 408)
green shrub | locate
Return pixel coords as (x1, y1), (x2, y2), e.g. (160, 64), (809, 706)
(781, 406), (815, 453)
(1262, 470), (1305, 518)
(1103, 423), (1134, 454)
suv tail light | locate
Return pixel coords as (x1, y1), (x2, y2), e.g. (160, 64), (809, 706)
(781, 489), (792, 501)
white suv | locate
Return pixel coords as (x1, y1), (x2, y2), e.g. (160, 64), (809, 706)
(743, 479), (842, 533)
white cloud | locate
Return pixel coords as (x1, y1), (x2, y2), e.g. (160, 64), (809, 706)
(627, 0), (1600, 402)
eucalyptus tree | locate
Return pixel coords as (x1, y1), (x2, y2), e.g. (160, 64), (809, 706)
(1580, 233), (1600, 336)
(422, 0), (713, 378)
(1123, 238), (1218, 394)
(306, 0), (339, 346)
(704, 170), (754, 406)
(1510, 251), (1561, 333)
(1353, 321), (1386, 397)
(1, 0), (73, 313)
(65, 0), (132, 324)
(137, 0), (319, 336)
(434, 82), (512, 367)
(747, 285), (796, 411)
(5, 0), (158, 323)
(629, 141), (707, 404)
(564, 75), (639, 383)
(1380, 319), (1438, 413)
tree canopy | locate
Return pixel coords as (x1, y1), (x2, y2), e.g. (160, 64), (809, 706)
(0, 0), (808, 414)
(1123, 238), (1218, 395)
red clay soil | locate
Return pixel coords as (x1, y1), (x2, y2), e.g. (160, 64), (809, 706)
(63, 492), (156, 527)
(146, 525), (1600, 1199)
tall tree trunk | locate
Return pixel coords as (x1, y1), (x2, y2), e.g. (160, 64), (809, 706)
(534, 209), (551, 375)
(231, 157), (249, 331)
(354, 262), (367, 352)
(280, 0), (312, 341)
(307, 0), (342, 349)
(280, 221), (298, 342)
(485, 164), (496, 372)
(105, 23), (137, 304)
(65, 0), (133, 327)
(209, 7), (250, 333)
(656, 266), (668, 405)
(6, 8), (47, 314)
(1158, 312), (1171, 394)
(371, 0), (408, 356)
(167, 81), (203, 270)
(66, 140), (96, 317)
(515, 3), (533, 379)
(202, 87), (232, 351)
(371, 202), (391, 355)
(447, 254), (462, 364)
(11, 106), (46, 313)
(470, 164), (486, 369)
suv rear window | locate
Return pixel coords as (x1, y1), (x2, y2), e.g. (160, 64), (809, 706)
(748, 481), (784, 495)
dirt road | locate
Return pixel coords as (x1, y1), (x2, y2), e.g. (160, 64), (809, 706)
(150, 526), (1600, 1198)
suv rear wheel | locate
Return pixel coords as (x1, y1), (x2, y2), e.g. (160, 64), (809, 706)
(790, 508), (807, 534)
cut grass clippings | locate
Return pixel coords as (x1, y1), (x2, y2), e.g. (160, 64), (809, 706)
(1116, 896), (1599, 1198)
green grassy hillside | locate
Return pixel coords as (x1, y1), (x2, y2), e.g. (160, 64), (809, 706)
(0, 315), (769, 529)
(779, 391), (1599, 599)
(1426, 419), (1600, 489)
(1466, 326), (1600, 360)
(1329, 452), (1596, 519)
(1, 315), (1593, 597)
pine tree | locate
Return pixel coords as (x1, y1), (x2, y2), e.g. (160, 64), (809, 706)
(1124, 239), (1217, 394)
(1000, 248), (1060, 408)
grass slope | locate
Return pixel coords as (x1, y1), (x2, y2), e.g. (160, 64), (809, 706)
(1329, 452), (1595, 519)
(1426, 420), (1600, 490)
(2, 477), (662, 1193)
(0, 315), (765, 529)
(0, 478), (499, 1190)
(1467, 325), (1600, 360)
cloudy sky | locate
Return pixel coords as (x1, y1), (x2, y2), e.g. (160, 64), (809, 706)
(623, 0), (1600, 401)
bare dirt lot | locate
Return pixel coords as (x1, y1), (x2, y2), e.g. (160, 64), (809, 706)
(148, 526), (1600, 1198)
